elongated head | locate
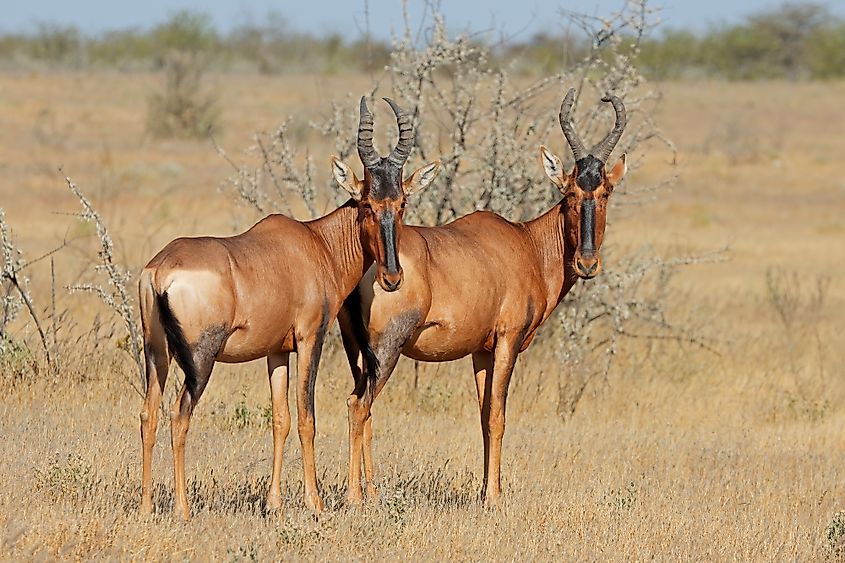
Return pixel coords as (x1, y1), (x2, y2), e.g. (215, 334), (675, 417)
(540, 88), (628, 280)
(331, 97), (440, 292)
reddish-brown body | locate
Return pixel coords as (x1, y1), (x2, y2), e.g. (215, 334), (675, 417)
(137, 96), (439, 519)
(341, 88), (628, 505)
(362, 209), (573, 362)
(139, 203), (367, 518)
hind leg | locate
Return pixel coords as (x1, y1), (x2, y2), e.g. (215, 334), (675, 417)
(170, 352), (216, 521)
(266, 352), (291, 511)
(139, 344), (170, 515)
(295, 333), (327, 513)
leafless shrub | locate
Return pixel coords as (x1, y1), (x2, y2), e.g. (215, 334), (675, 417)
(0, 208), (56, 374)
(219, 0), (713, 417)
(65, 176), (144, 395)
(764, 267), (832, 422)
(213, 120), (317, 218)
(551, 250), (725, 419)
(147, 50), (218, 139)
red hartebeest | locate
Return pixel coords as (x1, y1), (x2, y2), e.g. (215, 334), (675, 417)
(339, 88), (627, 505)
(138, 97), (440, 519)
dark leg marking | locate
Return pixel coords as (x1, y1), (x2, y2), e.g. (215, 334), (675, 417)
(517, 300), (536, 350)
(342, 288), (380, 393)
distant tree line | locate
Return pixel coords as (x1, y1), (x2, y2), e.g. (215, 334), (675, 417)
(0, 3), (842, 79)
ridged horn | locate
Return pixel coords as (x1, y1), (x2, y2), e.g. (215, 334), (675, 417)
(589, 94), (627, 163)
(357, 96), (380, 169)
(383, 97), (413, 167)
(559, 87), (588, 162)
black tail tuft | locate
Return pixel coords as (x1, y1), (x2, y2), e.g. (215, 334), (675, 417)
(344, 288), (379, 394)
(156, 291), (198, 397)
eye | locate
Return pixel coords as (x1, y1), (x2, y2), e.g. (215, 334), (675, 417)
(400, 201), (406, 210)
(362, 202), (372, 210)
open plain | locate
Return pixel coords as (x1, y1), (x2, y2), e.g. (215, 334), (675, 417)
(1, 73), (844, 559)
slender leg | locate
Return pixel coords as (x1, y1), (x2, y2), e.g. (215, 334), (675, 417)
(347, 340), (403, 505)
(346, 375), (368, 505)
(139, 347), (170, 515)
(170, 355), (215, 521)
(170, 386), (192, 520)
(362, 413), (377, 498)
(266, 352), (291, 511)
(295, 336), (325, 513)
(485, 338), (519, 506)
(471, 351), (494, 500)
(338, 310), (378, 500)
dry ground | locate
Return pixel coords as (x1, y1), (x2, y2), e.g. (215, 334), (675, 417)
(0, 73), (844, 560)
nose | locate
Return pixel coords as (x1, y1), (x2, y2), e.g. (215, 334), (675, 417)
(575, 255), (600, 278)
(380, 269), (403, 292)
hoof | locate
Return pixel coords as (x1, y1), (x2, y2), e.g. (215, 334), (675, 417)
(483, 494), (503, 510)
(366, 483), (379, 500)
(266, 492), (283, 512)
(347, 489), (365, 507)
(175, 504), (191, 521)
(307, 493), (324, 514)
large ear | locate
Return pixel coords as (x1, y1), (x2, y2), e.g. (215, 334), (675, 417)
(539, 145), (568, 192)
(330, 155), (363, 201)
(403, 160), (441, 196)
(606, 154), (627, 188)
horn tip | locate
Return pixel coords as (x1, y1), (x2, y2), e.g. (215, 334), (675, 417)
(382, 97), (400, 111)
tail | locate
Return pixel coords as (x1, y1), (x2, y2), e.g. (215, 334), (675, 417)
(343, 287), (379, 395)
(155, 291), (199, 398)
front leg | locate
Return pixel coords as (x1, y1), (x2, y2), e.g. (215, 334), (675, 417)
(346, 316), (415, 505)
(295, 333), (326, 513)
(266, 352), (291, 511)
(471, 351), (493, 500)
(484, 336), (519, 506)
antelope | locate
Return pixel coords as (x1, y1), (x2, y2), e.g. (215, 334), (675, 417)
(339, 88), (627, 505)
(138, 97), (441, 519)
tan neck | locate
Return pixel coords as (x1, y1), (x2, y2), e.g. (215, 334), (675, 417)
(524, 202), (577, 307)
(307, 199), (371, 297)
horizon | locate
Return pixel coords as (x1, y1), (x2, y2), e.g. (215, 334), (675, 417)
(4, 1), (845, 41)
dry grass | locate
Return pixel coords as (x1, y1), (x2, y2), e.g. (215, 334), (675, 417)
(1, 73), (844, 560)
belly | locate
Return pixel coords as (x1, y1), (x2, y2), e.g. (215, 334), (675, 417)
(216, 321), (296, 363)
(402, 321), (491, 362)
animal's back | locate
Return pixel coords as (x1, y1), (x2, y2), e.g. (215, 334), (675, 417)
(142, 214), (334, 362)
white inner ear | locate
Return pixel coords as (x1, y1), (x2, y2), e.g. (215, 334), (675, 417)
(420, 164), (438, 183)
(541, 149), (562, 179)
(332, 161), (348, 184)
(406, 162), (440, 194)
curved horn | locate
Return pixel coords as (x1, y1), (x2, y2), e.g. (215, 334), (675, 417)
(383, 97), (413, 167)
(559, 87), (588, 162)
(589, 94), (627, 163)
(357, 96), (380, 169)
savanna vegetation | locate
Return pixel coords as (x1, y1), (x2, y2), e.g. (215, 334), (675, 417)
(1, 0), (844, 560)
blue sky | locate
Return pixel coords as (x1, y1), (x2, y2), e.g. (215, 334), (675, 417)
(4, 1), (844, 38)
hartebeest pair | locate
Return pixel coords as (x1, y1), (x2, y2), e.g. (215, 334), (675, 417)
(139, 89), (626, 517)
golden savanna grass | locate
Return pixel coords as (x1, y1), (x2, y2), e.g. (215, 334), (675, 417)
(1, 73), (844, 560)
